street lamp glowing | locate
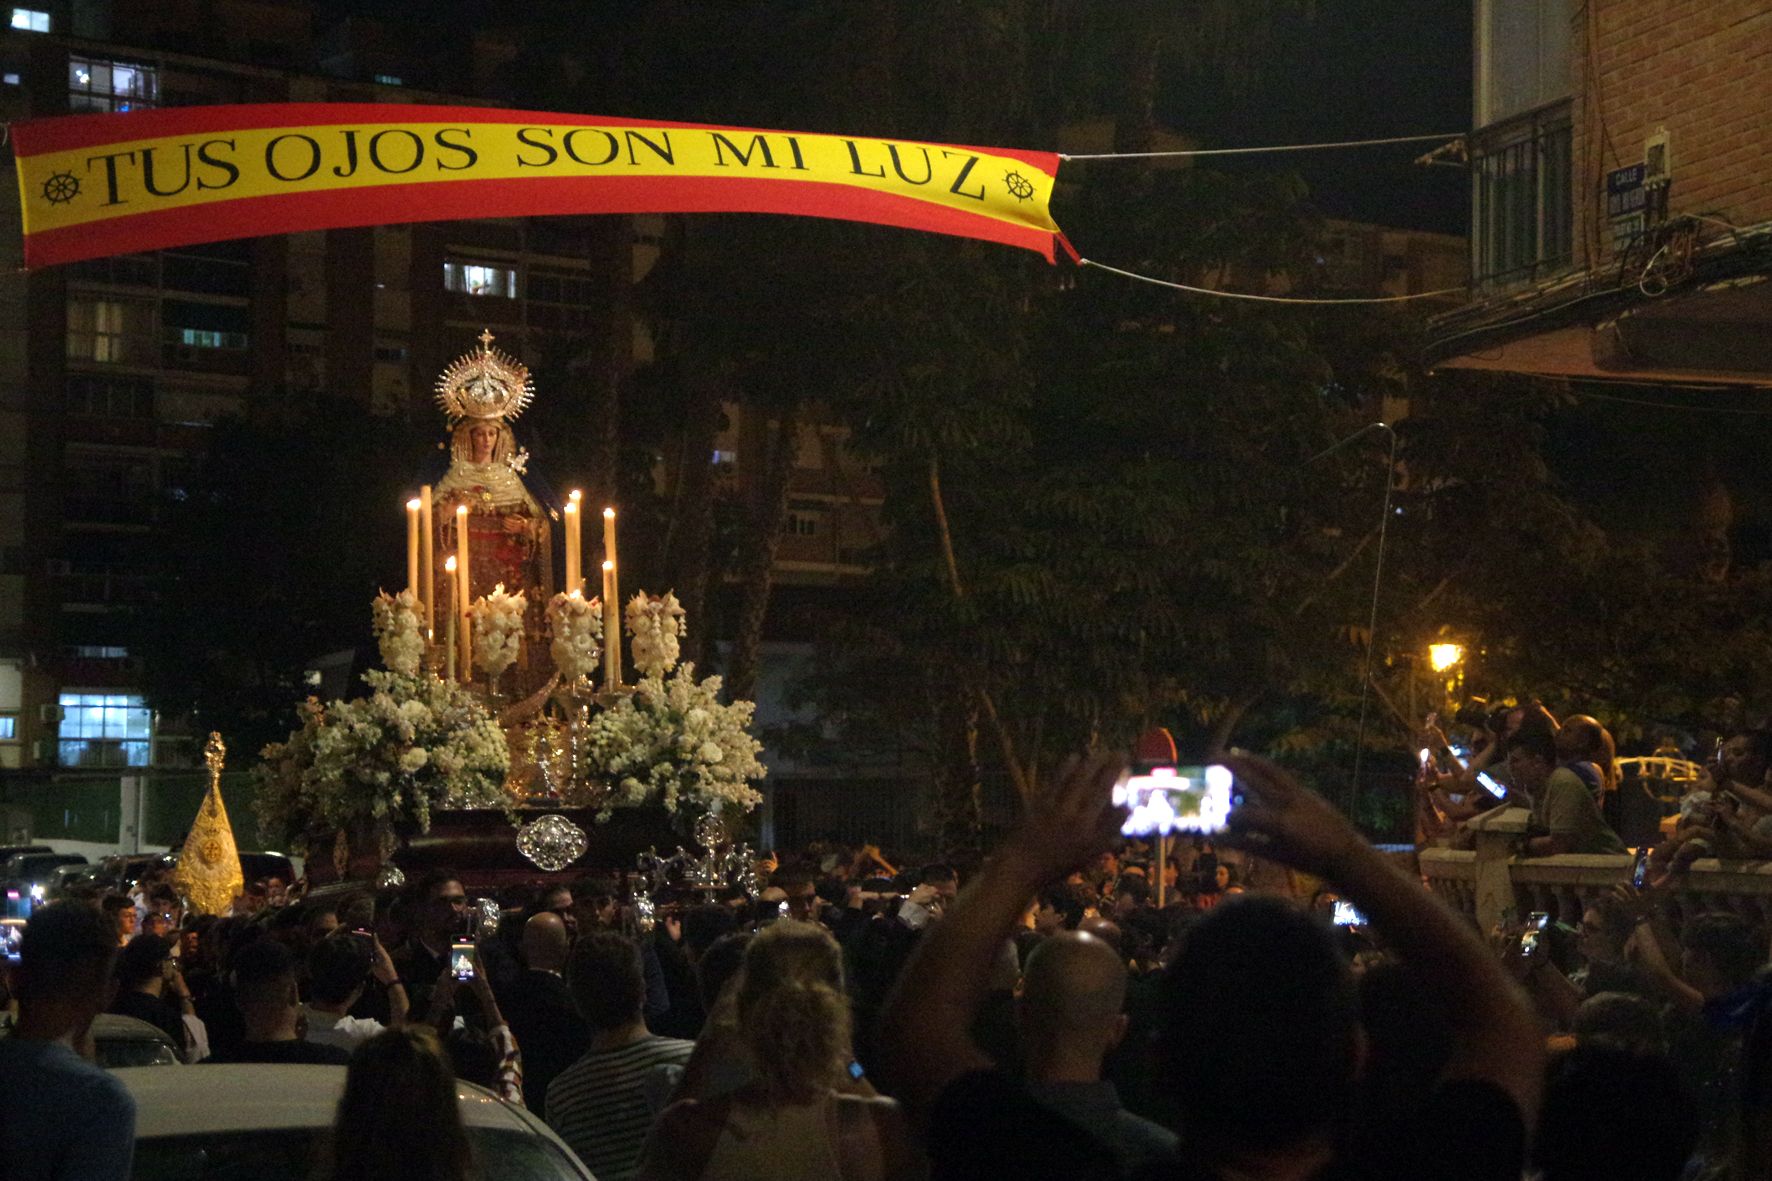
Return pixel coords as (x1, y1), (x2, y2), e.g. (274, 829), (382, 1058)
(1428, 642), (1465, 673)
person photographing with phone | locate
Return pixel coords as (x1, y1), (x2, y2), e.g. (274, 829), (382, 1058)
(879, 749), (1543, 1181)
(303, 929), (409, 1054)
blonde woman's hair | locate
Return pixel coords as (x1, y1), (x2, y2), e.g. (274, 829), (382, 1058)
(735, 920), (851, 1104)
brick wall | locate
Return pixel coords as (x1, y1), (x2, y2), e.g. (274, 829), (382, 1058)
(1572, 0), (1772, 270)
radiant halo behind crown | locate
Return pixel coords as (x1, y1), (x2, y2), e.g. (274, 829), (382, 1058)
(434, 329), (535, 424)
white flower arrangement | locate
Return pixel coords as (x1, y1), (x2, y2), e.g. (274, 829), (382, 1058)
(578, 661), (765, 823)
(371, 588), (424, 677)
(471, 583), (527, 680)
(626, 591), (686, 681)
(547, 591), (603, 682)
(253, 669), (511, 852)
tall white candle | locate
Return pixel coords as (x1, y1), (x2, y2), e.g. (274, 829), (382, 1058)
(405, 498), (421, 601)
(420, 485), (435, 643)
(602, 559), (618, 689)
(443, 556), (458, 682)
(455, 505), (472, 682)
(564, 491), (582, 596)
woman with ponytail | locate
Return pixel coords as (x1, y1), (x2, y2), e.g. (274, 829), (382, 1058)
(636, 921), (920, 1180)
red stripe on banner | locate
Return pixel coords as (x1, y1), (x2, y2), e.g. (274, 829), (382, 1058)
(10, 103), (1063, 174)
(20, 173), (1059, 268)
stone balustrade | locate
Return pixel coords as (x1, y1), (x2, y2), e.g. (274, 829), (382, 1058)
(1420, 845), (1772, 938)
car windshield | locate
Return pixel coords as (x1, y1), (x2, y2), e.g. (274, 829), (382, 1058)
(11, 855), (80, 877)
(133, 1127), (584, 1181)
(97, 1036), (179, 1069)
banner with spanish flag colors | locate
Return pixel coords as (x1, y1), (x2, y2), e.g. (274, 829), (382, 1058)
(11, 103), (1066, 269)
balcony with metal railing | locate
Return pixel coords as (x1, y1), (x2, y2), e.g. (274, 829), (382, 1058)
(1470, 100), (1574, 291)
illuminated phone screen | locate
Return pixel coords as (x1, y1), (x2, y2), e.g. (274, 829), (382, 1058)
(1116, 765), (1236, 836)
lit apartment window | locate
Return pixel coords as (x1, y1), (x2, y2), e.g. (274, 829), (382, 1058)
(10, 8), (49, 32)
(68, 55), (159, 113)
(711, 449), (738, 467)
(68, 297), (155, 365)
(70, 646), (129, 659)
(443, 261), (518, 298)
(374, 74), (404, 86)
(178, 328), (248, 350)
(57, 692), (151, 768)
(0, 715), (17, 741)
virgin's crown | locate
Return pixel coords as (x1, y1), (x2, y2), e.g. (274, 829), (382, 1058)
(435, 329), (535, 423)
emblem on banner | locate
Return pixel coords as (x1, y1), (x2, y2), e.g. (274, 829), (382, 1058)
(40, 171), (80, 204)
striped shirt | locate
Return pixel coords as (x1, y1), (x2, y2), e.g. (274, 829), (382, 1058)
(545, 1033), (695, 1181)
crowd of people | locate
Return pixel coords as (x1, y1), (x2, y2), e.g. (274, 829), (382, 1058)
(1, 736), (1771, 1179)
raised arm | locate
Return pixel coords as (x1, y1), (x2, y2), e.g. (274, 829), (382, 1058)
(877, 752), (1127, 1110)
(1221, 752), (1545, 1125)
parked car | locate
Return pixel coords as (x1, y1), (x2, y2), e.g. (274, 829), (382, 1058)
(46, 861), (104, 897)
(96, 852), (178, 892)
(238, 851), (296, 886)
(119, 1064), (596, 1180)
(1, 851), (89, 901)
(0, 1013), (180, 1068)
(0, 844), (52, 863)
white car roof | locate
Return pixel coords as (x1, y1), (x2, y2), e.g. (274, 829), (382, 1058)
(115, 1064), (538, 1138)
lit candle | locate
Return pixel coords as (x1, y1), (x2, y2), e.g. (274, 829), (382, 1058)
(405, 498), (421, 601)
(455, 505), (472, 682)
(602, 559), (619, 688)
(602, 505), (618, 584)
(443, 556), (458, 682)
(564, 491), (582, 596)
(420, 485), (435, 644)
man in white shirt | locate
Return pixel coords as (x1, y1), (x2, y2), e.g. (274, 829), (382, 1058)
(302, 930), (408, 1053)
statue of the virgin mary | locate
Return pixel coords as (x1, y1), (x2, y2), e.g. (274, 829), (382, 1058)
(424, 331), (560, 690)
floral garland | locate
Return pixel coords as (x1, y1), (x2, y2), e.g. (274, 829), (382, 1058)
(471, 583), (526, 680)
(626, 591), (686, 681)
(254, 669), (511, 853)
(578, 661), (765, 823)
(371, 589), (424, 677)
(547, 591), (603, 682)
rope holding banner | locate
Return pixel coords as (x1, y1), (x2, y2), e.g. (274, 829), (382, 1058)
(1075, 258), (1466, 305)
(1059, 131), (1464, 162)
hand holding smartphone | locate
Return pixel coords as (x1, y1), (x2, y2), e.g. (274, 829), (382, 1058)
(1519, 911), (1550, 958)
(1116, 764), (1238, 836)
(449, 940), (476, 982)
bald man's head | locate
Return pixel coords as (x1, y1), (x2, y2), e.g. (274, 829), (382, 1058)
(1023, 931), (1127, 1026)
(522, 910), (571, 973)
(1018, 932), (1130, 1080)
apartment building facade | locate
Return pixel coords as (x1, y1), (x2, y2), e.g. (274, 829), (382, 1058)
(1425, 0), (1772, 385)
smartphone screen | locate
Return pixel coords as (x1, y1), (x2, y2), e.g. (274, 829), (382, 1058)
(449, 941), (476, 981)
(1520, 911), (1550, 957)
(0, 918), (24, 963)
(1116, 765), (1236, 836)
(847, 1060), (865, 1081)
(1632, 848), (1650, 890)
(1476, 771), (1508, 799)
(1331, 900), (1367, 927)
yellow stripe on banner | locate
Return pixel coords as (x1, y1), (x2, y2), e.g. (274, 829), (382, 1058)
(20, 121), (1058, 237)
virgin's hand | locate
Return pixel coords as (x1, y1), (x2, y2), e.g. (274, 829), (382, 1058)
(1218, 751), (1364, 880)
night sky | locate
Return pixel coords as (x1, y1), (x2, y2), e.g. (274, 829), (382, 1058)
(1158, 0), (1471, 236)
